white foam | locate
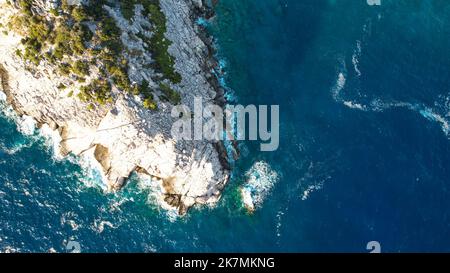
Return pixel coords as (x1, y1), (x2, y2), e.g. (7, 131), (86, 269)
(1, 246), (19, 253)
(17, 115), (36, 136)
(338, 90), (450, 139)
(38, 123), (63, 159)
(0, 141), (33, 155)
(352, 40), (362, 77)
(343, 100), (367, 111)
(240, 161), (280, 212)
(420, 108), (450, 135)
(301, 184), (323, 201)
(330, 23), (450, 140)
(133, 173), (180, 221)
(93, 220), (116, 234)
(0, 89), (110, 192)
(75, 153), (109, 191)
(332, 72), (347, 101)
(275, 210), (284, 238)
(0, 91), (6, 101)
(60, 212), (81, 231)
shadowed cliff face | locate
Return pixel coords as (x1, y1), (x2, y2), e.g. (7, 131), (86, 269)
(0, 0), (230, 215)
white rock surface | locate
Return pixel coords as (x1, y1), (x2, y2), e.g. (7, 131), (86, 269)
(0, 0), (229, 215)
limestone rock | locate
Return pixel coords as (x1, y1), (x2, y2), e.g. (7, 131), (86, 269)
(0, 0), (230, 215)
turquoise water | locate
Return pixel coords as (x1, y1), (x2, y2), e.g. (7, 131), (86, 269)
(2, 0), (450, 252)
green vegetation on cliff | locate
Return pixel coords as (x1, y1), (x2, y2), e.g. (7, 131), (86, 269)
(141, 0), (182, 84)
(10, 0), (181, 109)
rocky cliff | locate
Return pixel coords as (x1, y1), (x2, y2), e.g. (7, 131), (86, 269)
(0, 0), (229, 215)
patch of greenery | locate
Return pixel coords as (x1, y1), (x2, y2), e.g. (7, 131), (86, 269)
(58, 62), (72, 76)
(10, 0), (181, 110)
(72, 60), (90, 76)
(78, 79), (112, 105)
(21, 37), (42, 65)
(12, 14), (52, 65)
(61, 0), (74, 13)
(138, 79), (152, 97)
(80, 24), (93, 42)
(159, 82), (181, 105)
(143, 98), (157, 110)
(138, 79), (157, 110)
(49, 8), (59, 17)
(119, 0), (137, 21)
(18, 0), (33, 16)
(71, 6), (88, 22)
(86, 0), (108, 20)
(141, 0), (182, 84)
(106, 62), (133, 93)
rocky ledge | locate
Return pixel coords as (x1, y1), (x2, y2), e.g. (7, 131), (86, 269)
(0, 0), (230, 215)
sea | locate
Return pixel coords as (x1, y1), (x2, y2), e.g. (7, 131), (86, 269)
(1, 0), (450, 252)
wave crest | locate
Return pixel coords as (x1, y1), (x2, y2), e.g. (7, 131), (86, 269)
(241, 161), (279, 212)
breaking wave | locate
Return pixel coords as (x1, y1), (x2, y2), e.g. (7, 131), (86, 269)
(331, 61), (347, 101)
(330, 25), (450, 139)
(331, 60), (450, 138)
(240, 161), (280, 211)
(333, 73), (450, 137)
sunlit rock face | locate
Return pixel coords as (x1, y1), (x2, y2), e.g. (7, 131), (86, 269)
(0, 0), (229, 215)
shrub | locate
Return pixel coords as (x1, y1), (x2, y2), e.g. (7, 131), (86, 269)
(22, 37), (42, 65)
(86, 0), (108, 20)
(138, 79), (152, 97)
(29, 16), (51, 43)
(72, 60), (90, 76)
(80, 24), (93, 42)
(44, 51), (57, 64)
(142, 1), (182, 84)
(49, 8), (59, 17)
(71, 32), (86, 54)
(159, 83), (181, 105)
(54, 26), (69, 44)
(71, 6), (88, 22)
(77, 77), (86, 83)
(78, 79), (112, 105)
(112, 69), (131, 92)
(143, 98), (157, 110)
(99, 16), (121, 41)
(53, 47), (64, 60)
(61, 0), (73, 13)
(58, 63), (72, 76)
(120, 0), (137, 21)
(18, 0), (33, 16)
(9, 0), (130, 108)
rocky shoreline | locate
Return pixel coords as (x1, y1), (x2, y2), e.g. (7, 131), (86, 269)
(0, 0), (233, 215)
(188, 0), (233, 169)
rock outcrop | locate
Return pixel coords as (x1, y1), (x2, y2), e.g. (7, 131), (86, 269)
(0, 0), (229, 215)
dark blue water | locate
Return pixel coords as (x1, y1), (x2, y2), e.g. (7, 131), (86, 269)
(2, 0), (450, 252)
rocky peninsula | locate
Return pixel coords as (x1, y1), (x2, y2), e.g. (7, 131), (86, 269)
(0, 0), (230, 215)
